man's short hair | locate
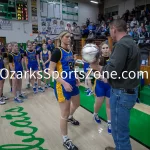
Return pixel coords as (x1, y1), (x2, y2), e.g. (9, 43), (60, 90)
(109, 19), (127, 32)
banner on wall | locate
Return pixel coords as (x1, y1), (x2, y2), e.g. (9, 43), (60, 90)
(0, 19), (12, 30)
(41, 18), (65, 35)
(62, 0), (78, 21)
(41, 18), (47, 34)
(31, 0), (38, 33)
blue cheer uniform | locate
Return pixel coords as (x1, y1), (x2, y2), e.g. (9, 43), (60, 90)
(25, 49), (39, 71)
(0, 55), (6, 80)
(8, 52), (23, 78)
(51, 47), (79, 103)
(94, 56), (111, 98)
(41, 51), (50, 71)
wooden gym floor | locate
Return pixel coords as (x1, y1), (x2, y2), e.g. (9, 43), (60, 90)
(0, 79), (148, 150)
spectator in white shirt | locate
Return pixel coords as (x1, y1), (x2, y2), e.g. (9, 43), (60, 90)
(35, 31), (42, 44)
(65, 22), (72, 33)
(130, 17), (139, 28)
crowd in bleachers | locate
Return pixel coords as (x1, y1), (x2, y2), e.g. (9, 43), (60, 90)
(81, 5), (150, 44)
(122, 6), (150, 44)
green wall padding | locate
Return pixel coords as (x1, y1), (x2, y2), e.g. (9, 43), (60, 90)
(18, 43), (26, 50)
(140, 86), (150, 106)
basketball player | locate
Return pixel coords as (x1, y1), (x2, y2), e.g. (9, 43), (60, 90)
(7, 43), (12, 92)
(0, 48), (8, 104)
(49, 31), (80, 150)
(24, 41), (44, 94)
(1, 43), (12, 100)
(40, 43), (51, 88)
(19, 43), (25, 70)
(32, 42), (40, 87)
(93, 42), (111, 134)
(8, 42), (25, 103)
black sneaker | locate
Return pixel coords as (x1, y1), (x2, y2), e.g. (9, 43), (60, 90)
(68, 117), (80, 126)
(63, 139), (78, 150)
(2, 96), (9, 100)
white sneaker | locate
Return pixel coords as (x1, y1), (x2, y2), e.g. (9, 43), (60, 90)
(0, 98), (6, 105)
(108, 123), (112, 134)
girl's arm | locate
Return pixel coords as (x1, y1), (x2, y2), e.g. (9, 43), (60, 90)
(8, 54), (15, 71)
(9, 63), (15, 72)
(3, 52), (9, 66)
(44, 51), (51, 65)
(49, 62), (72, 92)
(24, 56), (28, 71)
(36, 53), (40, 69)
(40, 52), (44, 64)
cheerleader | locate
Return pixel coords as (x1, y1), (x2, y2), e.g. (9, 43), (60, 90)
(91, 42), (111, 134)
(49, 31), (80, 150)
(0, 47), (8, 104)
(40, 43), (51, 88)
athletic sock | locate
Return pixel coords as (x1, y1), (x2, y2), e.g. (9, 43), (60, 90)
(63, 135), (69, 142)
(108, 120), (111, 124)
(19, 91), (21, 95)
(17, 91), (20, 97)
(94, 112), (98, 116)
(68, 115), (73, 119)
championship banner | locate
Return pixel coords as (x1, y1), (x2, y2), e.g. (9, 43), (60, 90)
(0, 19), (12, 30)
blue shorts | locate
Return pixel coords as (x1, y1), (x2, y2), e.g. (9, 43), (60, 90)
(94, 80), (111, 98)
(28, 64), (38, 71)
(54, 80), (79, 102)
(0, 70), (6, 80)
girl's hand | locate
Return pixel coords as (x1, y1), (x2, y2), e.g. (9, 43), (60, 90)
(76, 78), (80, 87)
(43, 65), (46, 70)
(63, 81), (73, 92)
(102, 78), (108, 83)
